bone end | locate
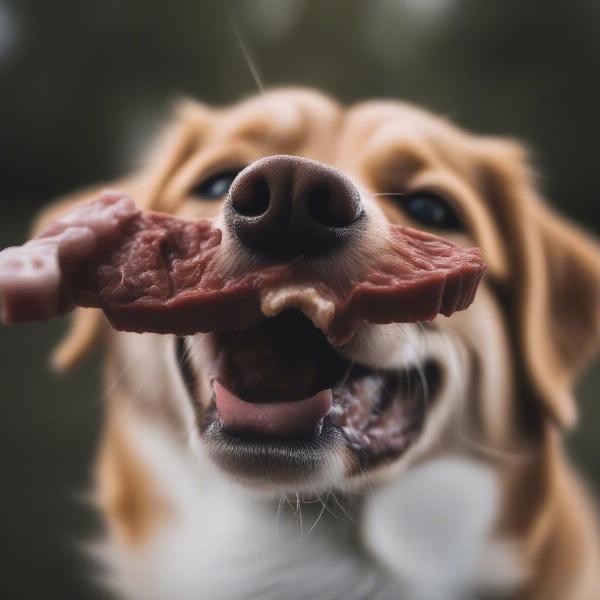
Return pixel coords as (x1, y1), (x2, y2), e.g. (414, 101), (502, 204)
(260, 285), (335, 333)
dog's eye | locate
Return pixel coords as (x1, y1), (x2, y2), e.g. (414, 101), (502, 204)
(191, 169), (243, 200)
(397, 192), (464, 231)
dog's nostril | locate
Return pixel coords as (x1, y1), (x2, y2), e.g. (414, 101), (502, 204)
(226, 155), (366, 260)
(230, 176), (270, 217)
(306, 182), (363, 228)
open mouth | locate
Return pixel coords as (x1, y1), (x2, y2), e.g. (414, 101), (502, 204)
(176, 310), (441, 483)
(0, 190), (477, 485)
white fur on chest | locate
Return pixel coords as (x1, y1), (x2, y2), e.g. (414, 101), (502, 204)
(362, 458), (522, 600)
(98, 421), (521, 600)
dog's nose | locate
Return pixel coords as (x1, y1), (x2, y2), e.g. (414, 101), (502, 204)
(225, 155), (364, 259)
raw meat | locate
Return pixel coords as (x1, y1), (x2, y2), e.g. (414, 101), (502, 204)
(0, 192), (485, 344)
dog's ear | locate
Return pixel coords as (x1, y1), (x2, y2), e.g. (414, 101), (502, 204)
(32, 98), (212, 371)
(478, 140), (600, 427)
(140, 98), (212, 212)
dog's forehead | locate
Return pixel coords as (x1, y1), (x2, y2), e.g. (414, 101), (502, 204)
(205, 90), (476, 174)
(341, 101), (448, 142)
(336, 101), (477, 177)
(208, 89), (341, 158)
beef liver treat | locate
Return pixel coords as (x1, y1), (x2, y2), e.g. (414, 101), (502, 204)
(0, 191), (486, 345)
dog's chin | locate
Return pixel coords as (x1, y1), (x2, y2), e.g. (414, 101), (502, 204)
(176, 311), (441, 491)
(200, 419), (346, 490)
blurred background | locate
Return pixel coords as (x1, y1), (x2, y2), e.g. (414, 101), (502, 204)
(0, 0), (599, 597)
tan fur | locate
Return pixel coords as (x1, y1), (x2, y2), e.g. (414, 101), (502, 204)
(96, 383), (171, 545)
(37, 89), (600, 598)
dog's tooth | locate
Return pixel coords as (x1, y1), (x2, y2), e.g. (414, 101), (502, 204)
(315, 417), (324, 435)
(260, 285), (335, 332)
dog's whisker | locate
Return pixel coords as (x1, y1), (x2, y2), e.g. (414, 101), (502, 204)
(102, 338), (175, 422)
(101, 339), (161, 406)
(306, 495), (327, 536)
(67, 342), (149, 419)
(415, 323), (432, 410)
(283, 495), (296, 515)
(336, 360), (356, 392)
(453, 428), (532, 465)
(371, 192), (408, 197)
(330, 491), (356, 524)
(343, 449), (375, 499)
(379, 322), (410, 340)
(275, 497), (284, 527)
(392, 322), (430, 411)
(228, 16), (265, 97)
(294, 492), (304, 539)
(433, 330), (531, 465)
(319, 492), (342, 520)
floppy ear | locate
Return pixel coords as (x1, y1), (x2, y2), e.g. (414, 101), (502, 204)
(479, 140), (600, 427)
(140, 97), (211, 212)
(31, 98), (212, 371)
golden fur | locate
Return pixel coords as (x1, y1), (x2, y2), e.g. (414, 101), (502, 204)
(36, 89), (600, 599)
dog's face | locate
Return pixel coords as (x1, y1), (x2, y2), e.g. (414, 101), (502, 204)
(96, 89), (600, 495)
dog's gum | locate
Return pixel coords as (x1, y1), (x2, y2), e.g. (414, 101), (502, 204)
(329, 371), (424, 463)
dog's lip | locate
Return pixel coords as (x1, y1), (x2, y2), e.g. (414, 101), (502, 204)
(213, 380), (332, 437)
(174, 315), (439, 472)
(196, 362), (434, 473)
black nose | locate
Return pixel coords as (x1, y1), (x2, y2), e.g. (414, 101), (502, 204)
(225, 155), (365, 260)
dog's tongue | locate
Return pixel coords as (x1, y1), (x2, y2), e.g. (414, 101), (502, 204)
(214, 381), (332, 437)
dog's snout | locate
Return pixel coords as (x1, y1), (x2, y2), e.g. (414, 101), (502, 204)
(226, 155), (364, 259)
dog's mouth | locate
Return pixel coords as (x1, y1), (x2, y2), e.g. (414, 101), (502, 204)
(176, 310), (441, 484)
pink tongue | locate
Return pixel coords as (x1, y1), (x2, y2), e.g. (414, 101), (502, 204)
(213, 381), (332, 437)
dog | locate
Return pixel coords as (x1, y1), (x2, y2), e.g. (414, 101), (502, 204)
(33, 88), (600, 599)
